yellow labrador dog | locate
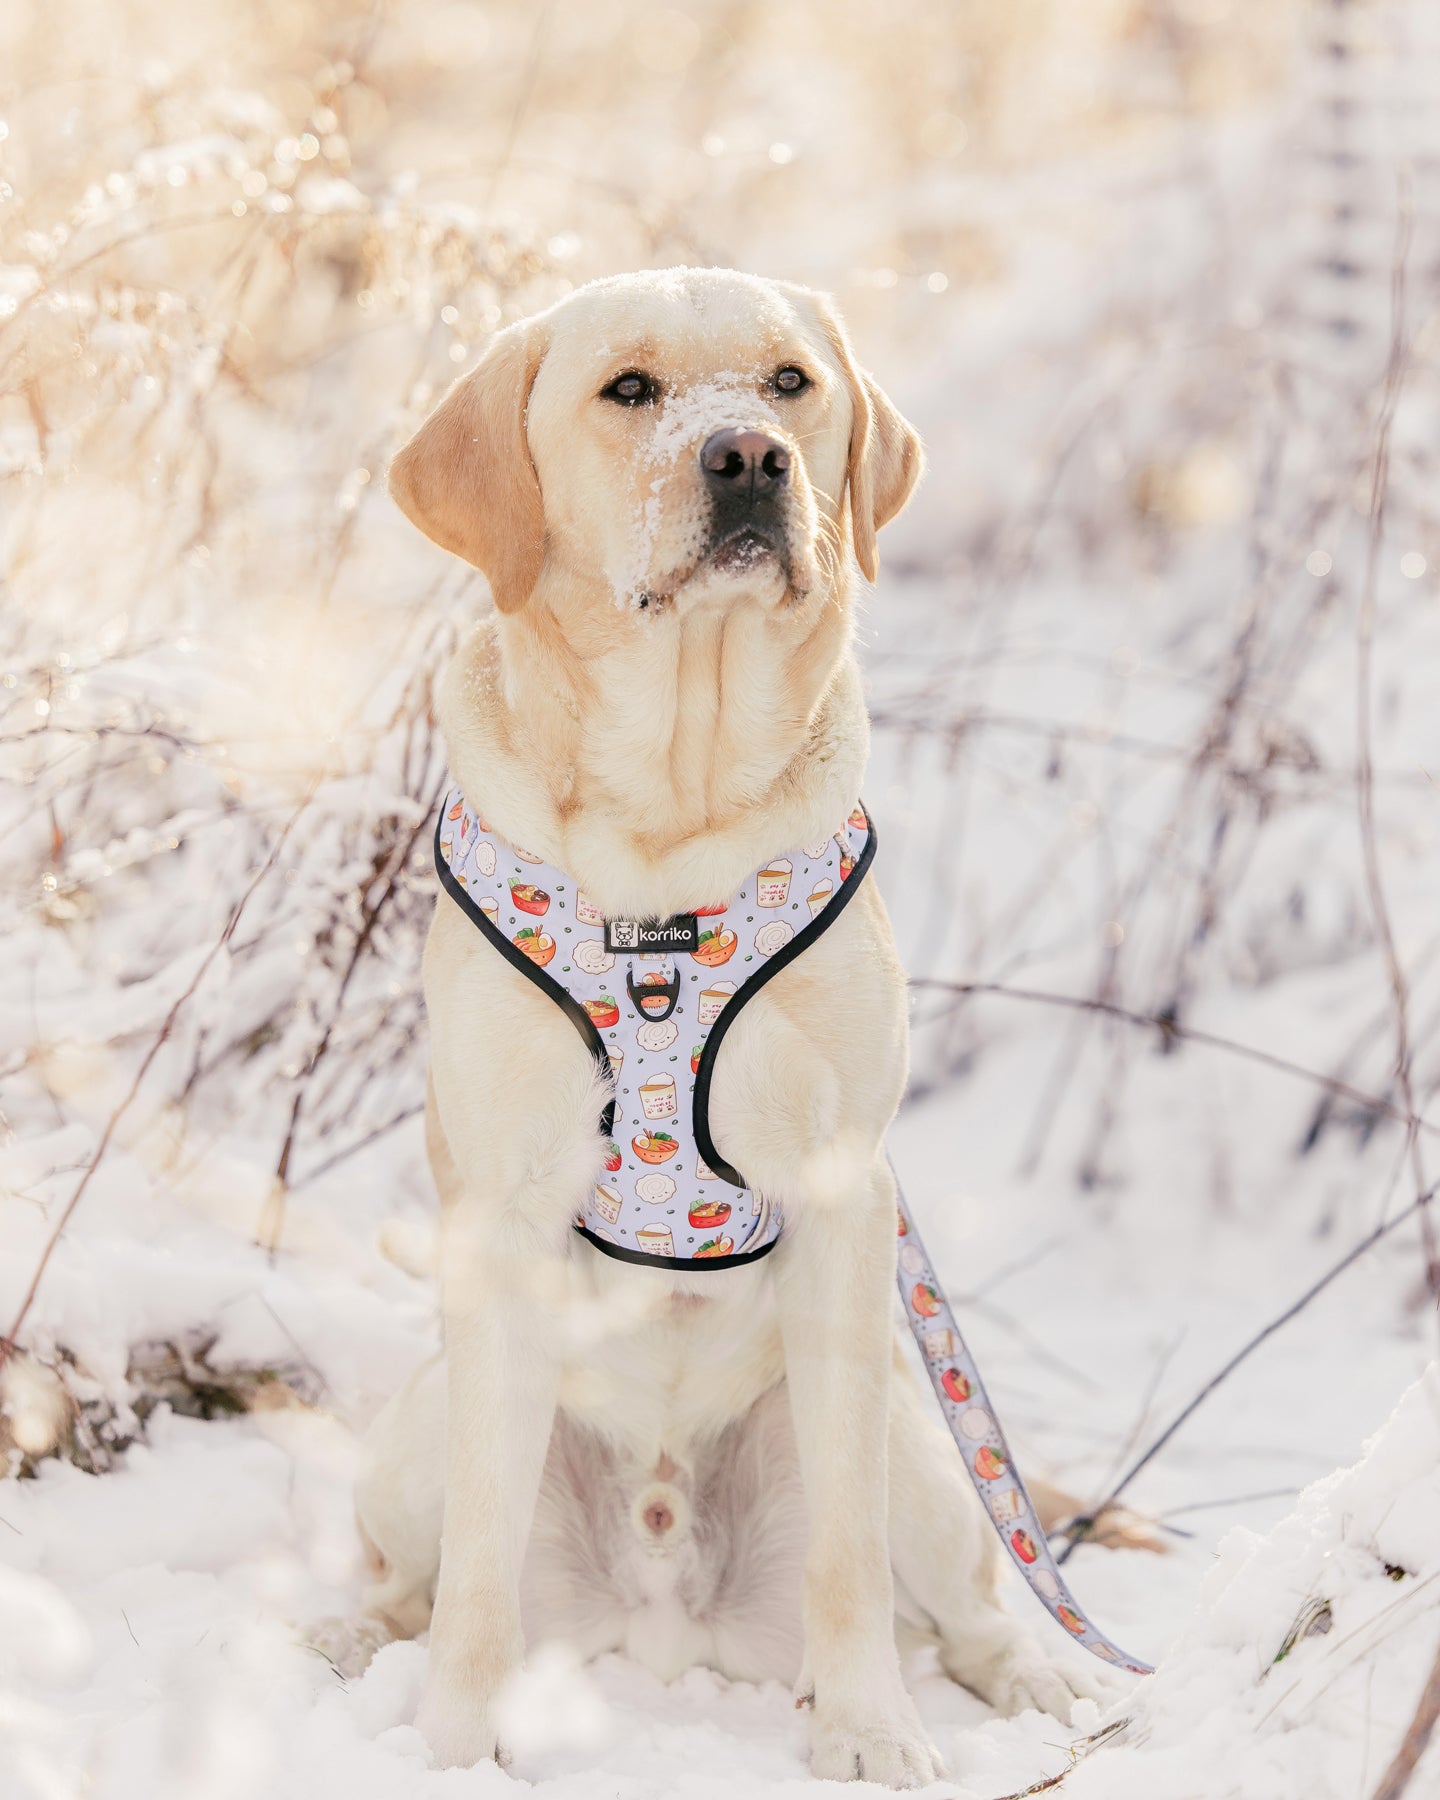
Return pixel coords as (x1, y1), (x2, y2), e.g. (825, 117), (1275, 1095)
(357, 267), (1096, 1785)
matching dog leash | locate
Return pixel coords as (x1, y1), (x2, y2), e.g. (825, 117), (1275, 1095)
(891, 1166), (1153, 1674)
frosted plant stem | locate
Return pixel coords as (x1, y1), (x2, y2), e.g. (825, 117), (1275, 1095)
(0, 783), (319, 1378)
(1054, 1187), (1431, 1563)
(1370, 1635), (1440, 1800)
(1351, 176), (1438, 1311)
(908, 978), (1440, 1141)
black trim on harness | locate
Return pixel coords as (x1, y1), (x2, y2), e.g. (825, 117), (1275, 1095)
(691, 806), (878, 1188)
(432, 813), (617, 1137)
(433, 803), (878, 1273)
(574, 1222), (781, 1272)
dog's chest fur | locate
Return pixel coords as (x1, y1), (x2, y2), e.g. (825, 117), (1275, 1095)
(553, 1256), (787, 1457)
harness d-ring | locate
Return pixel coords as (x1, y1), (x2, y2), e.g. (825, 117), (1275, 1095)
(626, 966), (681, 1021)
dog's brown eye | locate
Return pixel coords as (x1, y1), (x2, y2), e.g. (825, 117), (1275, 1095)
(603, 372), (657, 406)
(773, 366), (809, 395)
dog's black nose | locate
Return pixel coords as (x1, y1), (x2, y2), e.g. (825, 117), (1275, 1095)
(701, 428), (790, 493)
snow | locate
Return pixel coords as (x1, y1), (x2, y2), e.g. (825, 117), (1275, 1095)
(1060, 1369), (1440, 1798)
(5, 0), (1440, 1794)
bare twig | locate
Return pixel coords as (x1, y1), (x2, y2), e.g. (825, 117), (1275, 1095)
(1371, 1635), (1440, 1800)
(259, 773), (446, 1253)
(1351, 178), (1435, 1306)
(908, 978), (1440, 1141)
(1054, 1187), (1431, 1561)
(0, 786), (317, 1377)
(289, 1100), (425, 1191)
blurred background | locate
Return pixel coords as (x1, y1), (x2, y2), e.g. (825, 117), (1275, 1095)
(3, 2), (1440, 1794)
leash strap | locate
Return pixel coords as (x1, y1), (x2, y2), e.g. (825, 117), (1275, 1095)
(891, 1168), (1153, 1674)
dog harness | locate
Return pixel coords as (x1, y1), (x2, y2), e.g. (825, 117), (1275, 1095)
(435, 788), (876, 1269)
(433, 788), (1152, 1674)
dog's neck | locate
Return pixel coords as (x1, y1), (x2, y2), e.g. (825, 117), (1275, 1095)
(439, 583), (868, 916)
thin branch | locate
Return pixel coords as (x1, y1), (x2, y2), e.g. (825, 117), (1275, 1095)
(908, 978), (1440, 1141)
(1351, 177), (1436, 1305)
(1371, 1635), (1440, 1800)
(289, 1101), (425, 1191)
(260, 774), (445, 1252)
(0, 785), (317, 1376)
(1055, 1187), (1431, 1561)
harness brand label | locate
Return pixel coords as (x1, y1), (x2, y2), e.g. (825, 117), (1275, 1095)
(605, 914), (699, 954)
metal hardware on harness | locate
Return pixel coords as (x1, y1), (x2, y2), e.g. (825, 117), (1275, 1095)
(891, 1165), (1153, 1675)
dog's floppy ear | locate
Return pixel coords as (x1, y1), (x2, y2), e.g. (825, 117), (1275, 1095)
(388, 321), (546, 613)
(813, 299), (924, 583)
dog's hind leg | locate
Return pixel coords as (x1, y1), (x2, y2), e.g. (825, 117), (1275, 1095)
(885, 1354), (1110, 1718)
(302, 1355), (444, 1677)
(354, 1355), (446, 1630)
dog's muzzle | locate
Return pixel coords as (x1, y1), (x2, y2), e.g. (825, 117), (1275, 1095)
(700, 427), (791, 572)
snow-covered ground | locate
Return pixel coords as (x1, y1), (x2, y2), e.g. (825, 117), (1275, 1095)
(4, 1), (1440, 1794)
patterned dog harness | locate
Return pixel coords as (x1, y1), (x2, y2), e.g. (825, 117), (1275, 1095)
(433, 788), (1152, 1673)
(434, 789), (876, 1269)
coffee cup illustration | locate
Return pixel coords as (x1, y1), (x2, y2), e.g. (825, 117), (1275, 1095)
(695, 1155), (716, 1181)
(640, 1075), (678, 1119)
(479, 897), (499, 926)
(635, 1224), (675, 1256)
(593, 1184), (622, 1224)
(756, 859), (792, 906)
(807, 880), (832, 917)
(697, 980), (735, 1024)
(607, 1046), (624, 1078)
(576, 891), (603, 925)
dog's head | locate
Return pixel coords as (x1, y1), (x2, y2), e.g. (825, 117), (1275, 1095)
(389, 267), (922, 617)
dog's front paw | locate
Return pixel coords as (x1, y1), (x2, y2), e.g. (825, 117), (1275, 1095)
(807, 1690), (944, 1788)
(941, 1632), (1112, 1721)
(415, 1681), (508, 1770)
